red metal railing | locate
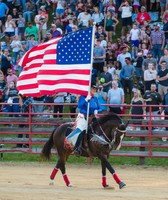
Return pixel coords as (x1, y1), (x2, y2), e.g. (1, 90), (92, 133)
(0, 102), (168, 161)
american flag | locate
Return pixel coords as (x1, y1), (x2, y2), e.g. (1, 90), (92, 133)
(17, 27), (94, 97)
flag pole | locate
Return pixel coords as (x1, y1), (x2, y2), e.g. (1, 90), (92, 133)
(85, 23), (96, 134)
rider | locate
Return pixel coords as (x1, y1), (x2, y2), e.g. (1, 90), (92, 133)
(65, 83), (100, 156)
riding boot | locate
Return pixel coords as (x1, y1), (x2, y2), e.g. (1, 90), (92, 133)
(73, 131), (85, 156)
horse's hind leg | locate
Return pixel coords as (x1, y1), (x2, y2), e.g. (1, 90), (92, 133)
(99, 156), (126, 189)
(101, 160), (108, 188)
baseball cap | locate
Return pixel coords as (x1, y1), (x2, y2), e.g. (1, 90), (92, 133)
(153, 23), (160, 27)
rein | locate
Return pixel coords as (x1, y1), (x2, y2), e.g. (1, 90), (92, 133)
(90, 117), (111, 143)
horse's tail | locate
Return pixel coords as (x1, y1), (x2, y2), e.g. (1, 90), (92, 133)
(41, 129), (55, 161)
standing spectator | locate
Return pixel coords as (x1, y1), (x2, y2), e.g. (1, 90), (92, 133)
(144, 83), (162, 120)
(135, 6), (151, 27)
(129, 23), (141, 59)
(26, 34), (38, 50)
(55, 0), (66, 19)
(162, 90), (168, 133)
(99, 65), (112, 93)
(107, 80), (125, 114)
(6, 68), (18, 86)
(104, 10), (119, 42)
(142, 51), (158, 71)
(130, 88), (145, 130)
(0, 70), (5, 110)
(157, 60), (168, 100)
(113, 37), (130, 57)
(117, 46), (131, 68)
(53, 92), (67, 118)
(17, 13), (26, 40)
(118, 0), (133, 41)
(144, 63), (157, 91)
(5, 81), (20, 118)
(0, 0), (9, 31)
(95, 25), (107, 39)
(32, 96), (45, 116)
(17, 94), (33, 148)
(4, 14), (16, 50)
(76, 0), (85, 17)
(134, 50), (144, 88)
(120, 57), (135, 102)
(0, 49), (12, 76)
(23, 0), (35, 22)
(24, 22), (39, 41)
(94, 85), (108, 113)
(69, 93), (77, 118)
(10, 35), (21, 67)
(77, 8), (91, 28)
(91, 6), (104, 26)
(159, 48), (168, 68)
(65, 18), (75, 33)
(93, 39), (106, 74)
(150, 23), (165, 62)
(44, 30), (52, 42)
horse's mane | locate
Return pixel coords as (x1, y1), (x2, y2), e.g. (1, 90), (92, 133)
(96, 112), (122, 125)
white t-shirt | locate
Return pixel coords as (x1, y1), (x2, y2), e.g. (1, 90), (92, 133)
(77, 12), (91, 27)
(117, 52), (131, 67)
(121, 6), (132, 18)
(130, 28), (140, 40)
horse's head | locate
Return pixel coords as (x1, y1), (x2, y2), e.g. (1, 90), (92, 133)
(110, 123), (127, 150)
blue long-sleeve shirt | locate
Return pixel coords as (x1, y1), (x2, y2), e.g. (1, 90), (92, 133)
(78, 95), (100, 115)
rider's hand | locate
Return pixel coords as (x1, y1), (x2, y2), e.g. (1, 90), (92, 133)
(85, 95), (91, 102)
(94, 110), (98, 115)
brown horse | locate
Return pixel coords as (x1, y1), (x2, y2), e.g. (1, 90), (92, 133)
(41, 112), (127, 189)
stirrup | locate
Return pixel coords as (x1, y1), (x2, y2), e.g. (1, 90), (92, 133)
(64, 138), (74, 150)
(73, 147), (82, 156)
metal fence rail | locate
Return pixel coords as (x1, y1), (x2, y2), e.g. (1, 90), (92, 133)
(0, 102), (168, 164)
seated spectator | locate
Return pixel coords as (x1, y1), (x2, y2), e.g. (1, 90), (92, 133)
(50, 24), (61, 38)
(76, 0), (85, 17)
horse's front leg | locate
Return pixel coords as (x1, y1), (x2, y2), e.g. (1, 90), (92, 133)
(101, 159), (108, 188)
(99, 156), (126, 189)
(50, 157), (72, 187)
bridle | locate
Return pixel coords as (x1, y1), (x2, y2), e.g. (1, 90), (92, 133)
(110, 127), (127, 146)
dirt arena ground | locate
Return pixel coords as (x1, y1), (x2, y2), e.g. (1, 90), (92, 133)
(0, 162), (168, 200)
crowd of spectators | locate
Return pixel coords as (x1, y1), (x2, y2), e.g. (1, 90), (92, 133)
(0, 0), (168, 141)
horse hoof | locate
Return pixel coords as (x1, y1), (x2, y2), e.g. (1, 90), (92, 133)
(49, 180), (54, 185)
(67, 183), (72, 187)
(103, 184), (109, 188)
(119, 182), (126, 189)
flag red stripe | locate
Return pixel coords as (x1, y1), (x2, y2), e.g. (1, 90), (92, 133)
(38, 79), (89, 85)
(38, 69), (90, 75)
